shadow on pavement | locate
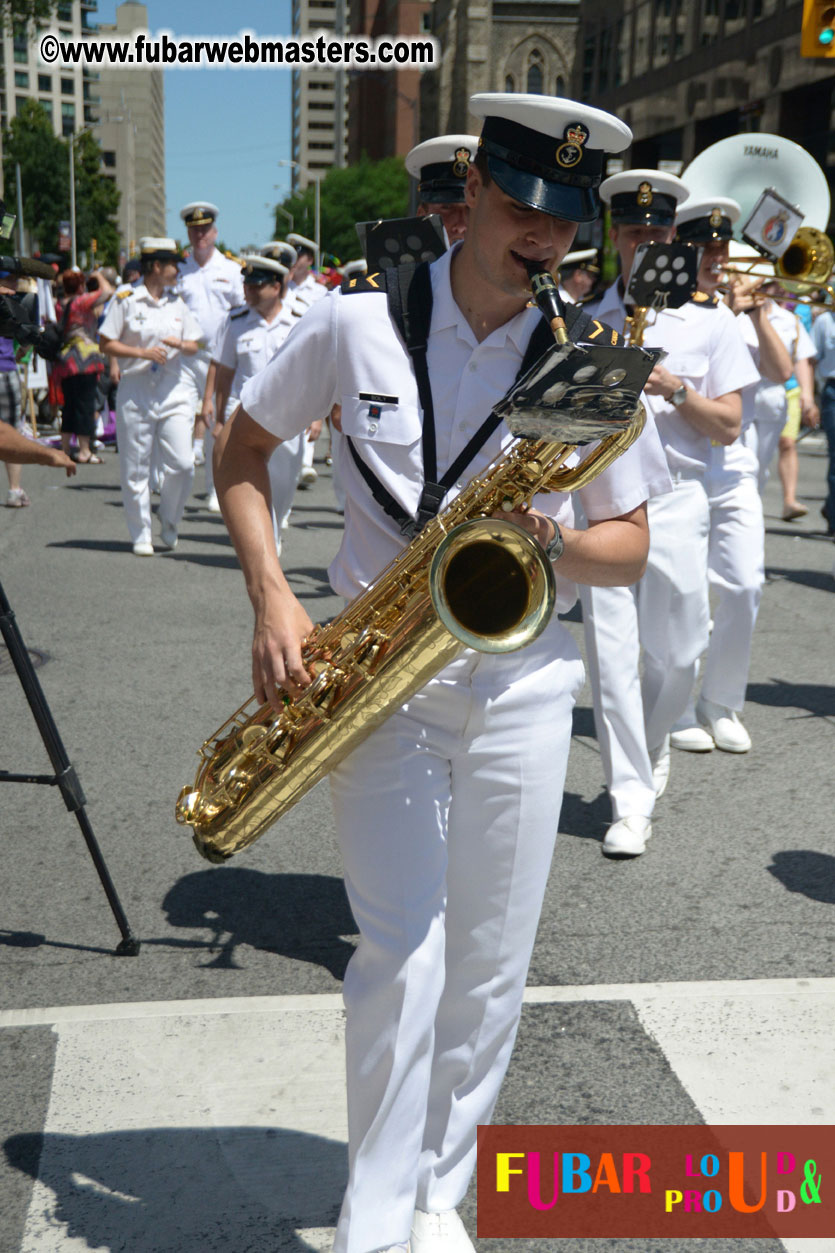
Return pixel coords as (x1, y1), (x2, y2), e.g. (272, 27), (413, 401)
(5, 1126), (345, 1251)
(767, 850), (835, 905)
(162, 868), (357, 979)
(559, 789), (610, 842)
(764, 563), (835, 591)
(745, 679), (835, 719)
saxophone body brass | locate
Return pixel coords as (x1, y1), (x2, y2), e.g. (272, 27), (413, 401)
(176, 415), (643, 863)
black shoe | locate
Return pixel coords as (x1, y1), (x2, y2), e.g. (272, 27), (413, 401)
(823, 503), (834, 536)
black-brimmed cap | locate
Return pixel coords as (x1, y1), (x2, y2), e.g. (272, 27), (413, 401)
(405, 134), (480, 205)
(676, 196), (741, 243)
(468, 93), (632, 223)
(601, 169), (689, 227)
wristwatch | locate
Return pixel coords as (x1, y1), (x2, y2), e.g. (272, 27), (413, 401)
(669, 383), (688, 407)
(544, 520), (564, 562)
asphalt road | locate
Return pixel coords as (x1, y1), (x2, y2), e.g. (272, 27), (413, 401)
(0, 433), (833, 1253)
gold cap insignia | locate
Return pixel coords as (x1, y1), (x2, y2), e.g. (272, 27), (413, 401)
(637, 181), (653, 207)
(709, 207), (723, 228)
(555, 121), (589, 170)
(452, 147), (471, 179)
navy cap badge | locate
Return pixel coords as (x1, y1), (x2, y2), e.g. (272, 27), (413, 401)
(637, 181), (653, 207)
(555, 122), (590, 170)
(709, 206), (723, 228)
(452, 147), (472, 179)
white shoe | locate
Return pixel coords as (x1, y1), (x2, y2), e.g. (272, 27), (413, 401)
(696, 698), (751, 753)
(298, 465), (318, 487)
(206, 490), (222, 514)
(193, 442), (205, 466)
(602, 815), (651, 858)
(159, 522), (178, 551)
(411, 1209), (474, 1253)
(670, 723), (714, 752)
(132, 541), (154, 557)
(649, 734), (671, 798)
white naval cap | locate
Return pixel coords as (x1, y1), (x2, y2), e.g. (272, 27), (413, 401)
(405, 134), (480, 204)
(287, 232), (317, 255)
(179, 201), (219, 227)
(559, 246), (600, 272)
(262, 241), (298, 269)
(138, 236), (182, 262)
(676, 196), (741, 243)
(600, 169), (689, 226)
(469, 92), (632, 223)
(340, 258), (367, 279)
(240, 254), (289, 283)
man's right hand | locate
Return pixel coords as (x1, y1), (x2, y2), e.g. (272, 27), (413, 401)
(252, 591), (315, 709)
(144, 345), (168, 365)
(49, 448), (77, 477)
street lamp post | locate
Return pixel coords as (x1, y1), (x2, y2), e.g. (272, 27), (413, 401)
(278, 159), (321, 269)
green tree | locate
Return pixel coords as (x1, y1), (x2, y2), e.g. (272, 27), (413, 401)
(3, 101), (121, 265)
(276, 156), (410, 265)
(1, 0), (57, 35)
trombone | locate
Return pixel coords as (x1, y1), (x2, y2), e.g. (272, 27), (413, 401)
(722, 227), (835, 307)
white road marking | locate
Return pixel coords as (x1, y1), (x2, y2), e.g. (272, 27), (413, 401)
(6, 978), (833, 1251)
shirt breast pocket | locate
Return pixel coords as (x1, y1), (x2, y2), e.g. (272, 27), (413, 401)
(340, 396), (422, 448)
(669, 352), (709, 390)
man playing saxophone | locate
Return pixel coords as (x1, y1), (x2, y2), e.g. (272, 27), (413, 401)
(213, 93), (669, 1253)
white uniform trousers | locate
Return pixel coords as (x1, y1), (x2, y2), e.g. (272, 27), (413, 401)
(581, 477), (711, 819)
(330, 620), (584, 1253)
(267, 432), (305, 551)
(700, 467), (764, 711)
(115, 398), (195, 545)
(182, 350), (212, 492)
(750, 416), (783, 495)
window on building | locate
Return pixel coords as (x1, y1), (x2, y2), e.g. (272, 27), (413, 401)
(14, 72), (29, 89)
(505, 74), (515, 92)
(615, 13), (632, 84)
(599, 24), (612, 89)
(15, 96), (29, 115)
(309, 141), (333, 150)
(39, 100), (53, 122)
(556, 74), (565, 96)
(61, 78), (74, 95)
(38, 74), (52, 92)
(309, 121), (333, 131)
(526, 53), (544, 95)
(581, 33), (596, 98)
(633, 2), (651, 76)
(57, 0), (72, 19)
(421, 11), (432, 31)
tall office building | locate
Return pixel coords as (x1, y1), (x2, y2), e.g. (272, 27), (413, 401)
(291, 0), (348, 191)
(0, 0), (164, 252)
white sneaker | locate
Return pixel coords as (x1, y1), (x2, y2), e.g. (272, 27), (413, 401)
(132, 541), (154, 557)
(411, 1209), (474, 1253)
(670, 723), (714, 752)
(206, 490), (222, 514)
(649, 734), (671, 798)
(602, 815), (651, 858)
(193, 442), (205, 466)
(159, 522), (178, 551)
(696, 698), (751, 753)
(298, 465), (318, 487)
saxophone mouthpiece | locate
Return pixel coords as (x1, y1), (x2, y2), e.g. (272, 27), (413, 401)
(523, 259), (569, 345)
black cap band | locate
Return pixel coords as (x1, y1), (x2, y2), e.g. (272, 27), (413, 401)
(417, 161), (469, 204)
(676, 214), (733, 243)
(610, 190), (678, 226)
(480, 116), (604, 189)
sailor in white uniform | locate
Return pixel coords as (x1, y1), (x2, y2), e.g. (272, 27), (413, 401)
(668, 201), (794, 754)
(581, 172), (758, 857)
(99, 238), (202, 555)
(405, 133), (480, 245)
(214, 93), (667, 1253)
(557, 247), (600, 304)
(285, 232), (327, 485)
(212, 255), (310, 551)
(176, 201), (244, 500)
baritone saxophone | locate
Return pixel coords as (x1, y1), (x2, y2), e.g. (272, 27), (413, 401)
(176, 266), (661, 863)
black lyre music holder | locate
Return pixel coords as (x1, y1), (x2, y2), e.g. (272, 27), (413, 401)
(0, 577), (140, 956)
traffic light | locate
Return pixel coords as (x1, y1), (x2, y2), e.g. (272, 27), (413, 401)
(801, 0), (835, 56)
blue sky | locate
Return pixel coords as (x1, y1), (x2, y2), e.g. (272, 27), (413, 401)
(96, 1), (295, 250)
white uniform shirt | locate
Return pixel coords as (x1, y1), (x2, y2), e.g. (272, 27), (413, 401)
(241, 247), (670, 606)
(589, 283), (759, 477)
(176, 249), (245, 352)
(739, 302), (816, 427)
(214, 301), (296, 400)
(288, 272), (328, 317)
(99, 283), (203, 415)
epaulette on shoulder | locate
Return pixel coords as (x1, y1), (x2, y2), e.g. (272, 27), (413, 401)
(116, 288), (132, 301)
(691, 290), (721, 307)
(230, 305), (249, 320)
(341, 271), (384, 295)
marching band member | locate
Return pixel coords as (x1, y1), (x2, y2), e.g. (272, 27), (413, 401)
(177, 201), (245, 507)
(286, 232), (327, 485)
(214, 92), (667, 1253)
(670, 205), (794, 754)
(558, 247), (600, 304)
(405, 133), (480, 245)
(212, 255), (314, 551)
(99, 238), (201, 555)
(581, 172), (758, 857)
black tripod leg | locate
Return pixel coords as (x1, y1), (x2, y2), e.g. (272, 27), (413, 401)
(0, 579), (140, 956)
